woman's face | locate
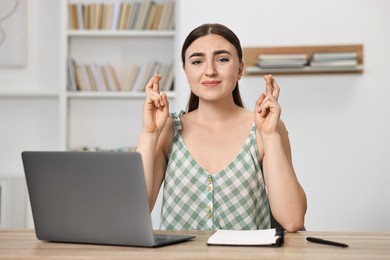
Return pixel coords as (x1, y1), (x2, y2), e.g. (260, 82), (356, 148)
(183, 34), (244, 103)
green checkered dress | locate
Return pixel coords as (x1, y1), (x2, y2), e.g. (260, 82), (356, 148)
(160, 112), (271, 230)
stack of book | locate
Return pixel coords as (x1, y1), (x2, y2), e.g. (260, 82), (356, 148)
(67, 59), (174, 92)
(309, 52), (358, 69)
(68, 1), (175, 31)
(67, 60), (121, 92)
(257, 53), (308, 69)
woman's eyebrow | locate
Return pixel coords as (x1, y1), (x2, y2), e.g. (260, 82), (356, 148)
(213, 49), (231, 56)
(188, 49), (232, 59)
(189, 52), (205, 59)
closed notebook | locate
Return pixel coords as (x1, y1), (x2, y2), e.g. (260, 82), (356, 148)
(207, 228), (284, 247)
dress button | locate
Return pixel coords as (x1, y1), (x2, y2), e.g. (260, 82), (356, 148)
(207, 178), (212, 183)
(207, 185), (212, 191)
(206, 212), (211, 218)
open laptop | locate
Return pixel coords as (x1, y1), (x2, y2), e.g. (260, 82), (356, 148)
(21, 151), (195, 247)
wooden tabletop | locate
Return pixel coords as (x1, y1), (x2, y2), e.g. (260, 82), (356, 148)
(1, 229), (390, 259)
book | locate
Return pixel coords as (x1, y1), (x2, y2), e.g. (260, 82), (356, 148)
(67, 58), (77, 91)
(162, 62), (174, 91)
(145, 4), (158, 30)
(118, 4), (131, 30)
(90, 64), (106, 91)
(111, 3), (122, 30)
(258, 60), (308, 68)
(68, 4), (78, 30)
(258, 53), (308, 61)
(123, 65), (141, 91)
(207, 228), (284, 247)
(312, 52), (358, 61)
(151, 4), (164, 30)
(310, 59), (358, 68)
(128, 2), (141, 29)
(76, 4), (84, 30)
(101, 3), (113, 30)
(257, 53), (308, 68)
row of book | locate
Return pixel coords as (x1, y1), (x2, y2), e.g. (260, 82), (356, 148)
(67, 59), (174, 92)
(68, 1), (175, 31)
(257, 52), (358, 69)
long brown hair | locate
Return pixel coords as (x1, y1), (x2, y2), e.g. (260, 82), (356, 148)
(181, 23), (244, 112)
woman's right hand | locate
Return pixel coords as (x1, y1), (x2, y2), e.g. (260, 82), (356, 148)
(142, 74), (169, 134)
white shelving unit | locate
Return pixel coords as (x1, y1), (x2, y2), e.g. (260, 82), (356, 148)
(61, 0), (177, 151)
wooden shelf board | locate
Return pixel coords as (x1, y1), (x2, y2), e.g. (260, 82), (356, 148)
(243, 44), (363, 75)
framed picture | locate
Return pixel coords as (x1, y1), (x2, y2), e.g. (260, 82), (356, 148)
(0, 0), (27, 68)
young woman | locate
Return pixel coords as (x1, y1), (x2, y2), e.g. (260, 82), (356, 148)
(137, 23), (306, 232)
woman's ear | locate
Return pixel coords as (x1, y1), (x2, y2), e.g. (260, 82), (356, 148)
(237, 62), (245, 80)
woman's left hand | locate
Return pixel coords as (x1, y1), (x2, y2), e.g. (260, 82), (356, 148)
(254, 74), (282, 135)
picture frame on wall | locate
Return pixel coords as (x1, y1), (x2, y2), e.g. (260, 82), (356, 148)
(0, 0), (27, 68)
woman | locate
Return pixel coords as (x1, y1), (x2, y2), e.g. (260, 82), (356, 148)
(137, 23), (306, 232)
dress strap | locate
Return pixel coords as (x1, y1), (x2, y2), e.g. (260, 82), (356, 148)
(170, 110), (185, 134)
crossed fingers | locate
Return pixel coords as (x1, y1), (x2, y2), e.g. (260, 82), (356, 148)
(256, 74), (281, 115)
(264, 74), (280, 100)
(145, 74), (164, 108)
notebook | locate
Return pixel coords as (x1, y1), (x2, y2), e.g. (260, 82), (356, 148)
(207, 228), (284, 247)
(22, 151), (195, 247)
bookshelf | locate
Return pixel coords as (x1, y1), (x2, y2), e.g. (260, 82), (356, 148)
(62, 0), (177, 151)
(243, 44), (364, 75)
(0, 0), (176, 228)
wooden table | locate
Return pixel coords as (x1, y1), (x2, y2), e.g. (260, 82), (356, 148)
(1, 229), (389, 259)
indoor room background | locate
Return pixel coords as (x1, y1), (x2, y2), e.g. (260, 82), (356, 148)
(0, 0), (389, 232)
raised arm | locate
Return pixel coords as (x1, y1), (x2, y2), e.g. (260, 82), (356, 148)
(255, 75), (307, 232)
(136, 74), (170, 210)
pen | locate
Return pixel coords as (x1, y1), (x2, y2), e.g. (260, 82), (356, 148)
(306, 237), (349, 248)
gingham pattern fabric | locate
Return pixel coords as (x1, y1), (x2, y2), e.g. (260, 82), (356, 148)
(160, 112), (271, 230)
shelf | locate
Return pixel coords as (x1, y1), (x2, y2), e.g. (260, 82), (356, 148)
(0, 90), (60, 98)
(66, 91), (175, 99)
(243, 44), (363, 75)
(245, 65), (363, 75)
(67, 30), (175, 38)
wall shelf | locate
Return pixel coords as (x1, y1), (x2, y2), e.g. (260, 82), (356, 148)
(243, 44), (364, 75)
(67, 30), (175, 38)
(0, 90), (59, 98)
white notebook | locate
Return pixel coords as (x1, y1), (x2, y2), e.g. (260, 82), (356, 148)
(207, 228), (284, 247)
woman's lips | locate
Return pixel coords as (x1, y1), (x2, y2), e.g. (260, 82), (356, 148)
(202, 80), (221, 87)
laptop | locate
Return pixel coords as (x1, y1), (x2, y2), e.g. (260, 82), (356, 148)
(21, 151), (195, 247)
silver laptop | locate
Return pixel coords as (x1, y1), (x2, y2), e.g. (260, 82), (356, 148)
(22, 151), (195, 247)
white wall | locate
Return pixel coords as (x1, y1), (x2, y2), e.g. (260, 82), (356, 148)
(0, 0), (60, 227)
(174, 0), (390, 231)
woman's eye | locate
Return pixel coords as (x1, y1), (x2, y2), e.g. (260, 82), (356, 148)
(217, 57), (229, 63)
(191, 60), (202, 65)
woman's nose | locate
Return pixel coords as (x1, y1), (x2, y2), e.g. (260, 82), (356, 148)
(205, 61), (217, 77)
